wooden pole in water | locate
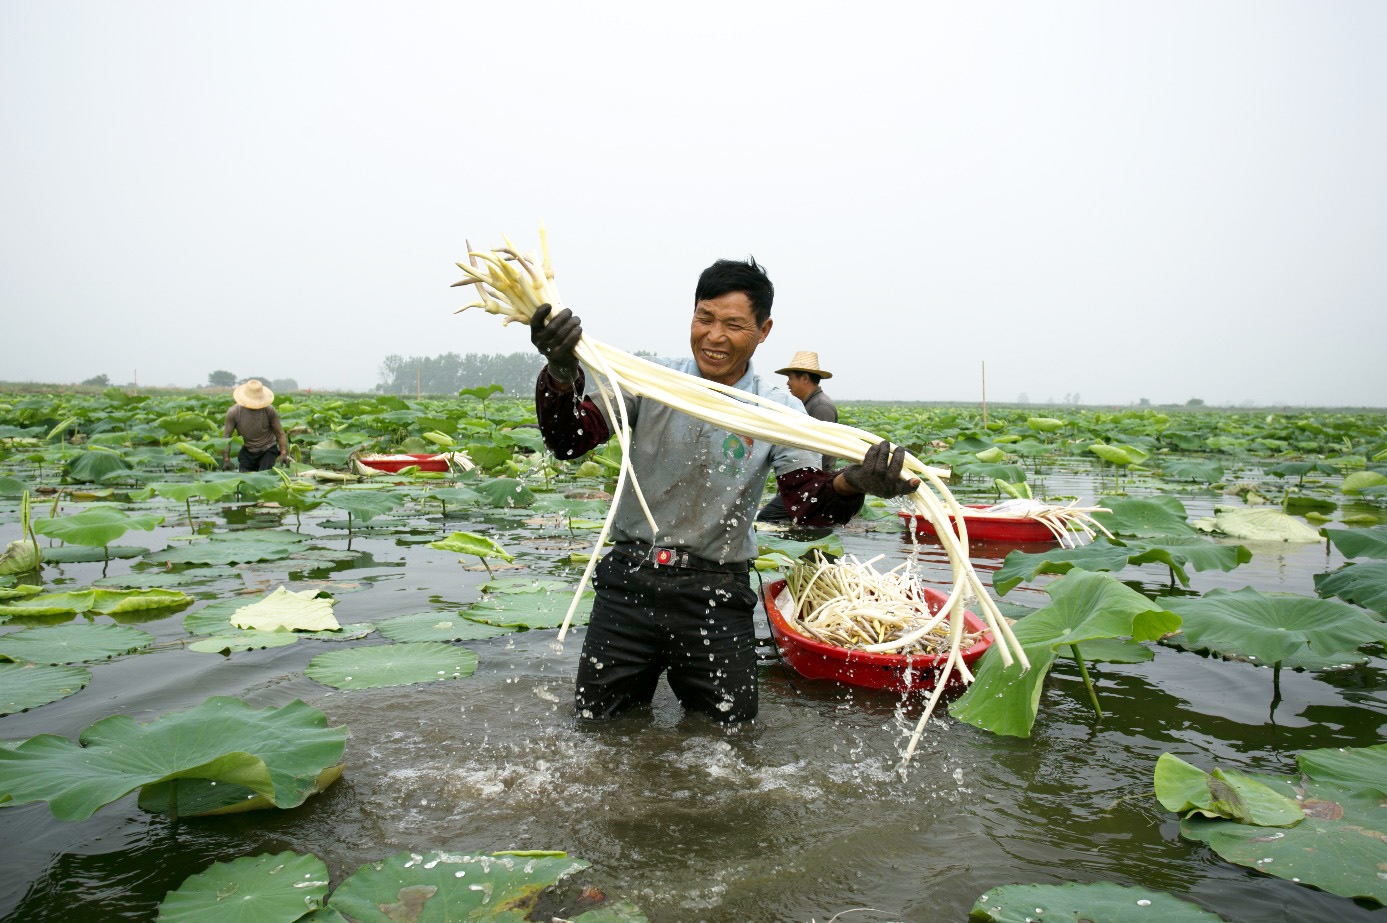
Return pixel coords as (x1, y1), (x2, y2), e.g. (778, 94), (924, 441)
(981, 360), (987, 430)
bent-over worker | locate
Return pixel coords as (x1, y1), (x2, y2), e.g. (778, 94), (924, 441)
(529, 257), (918, 723)
(222, 379), (289, 472)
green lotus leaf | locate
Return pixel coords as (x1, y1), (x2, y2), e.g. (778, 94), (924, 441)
(327, 850), (591, 923)
(155, 412), (216, 435)
(155, 850), (329, 922)
(1025, 417), (1065, 433)
(993, 541), (1133, 595)
(1158, 459), (1224, 483)
(1180, 778), (1387, 904)
(1154, 753), (1303, 826)
(1314, 562), (1387, 616)
(466, 589), (594, 630)
(421, 486), (483, 511)
(0, 590), (96, 616)
(65, 451), (132, 483)
(1090, 496), (1195, 537)
(958, 462), (1027, 483)
(150, 538), (295, 566)
(173, 442), (218, 468)
(1268, 460), (1338, 480)
(0, 662), (91, 715)
(1298, 742), (1387, 790)
(0, 475), (29, 498)
(974, 446), (1006, 463)
(33, 506), (163, 547)
(377, 611), (515, 643)
(1322, 525), (1387, 559)
(89, 588), (193, 614)
(1283, 494), (1336, 515)
(142, 766), (345, 818)
(183, 599), (251, 636)
(1342, 470), (1387, 495)
(188, 632), (301, 654)
(0, 624), (155, 664)
(465, 443), (514, 471)
(429, 531), (514, 561)
(231, 587), (340, 632)
(305, 641), (479, 689)
(321, 488), (403, 523)
(482, 577), (574, 594)
(756, 534), (844, 565)
(40, 544), (148, 563)
(94, 567), (242, 589)
(0, 696), (346, 820)
(1089, 443), (1135, 466)
(0, 584), (42, 600)
(1119, 536), (1254, 587)
(150, 480), (243, 503)
(1160, 587), (1387, 665)
(475, 477), (536, 508)
(970, 881), (1225, 922)
(951, 571), (1180, 738)
(1211, 507), (1322, 542)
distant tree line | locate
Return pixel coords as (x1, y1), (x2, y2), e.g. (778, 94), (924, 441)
(376, 352), (546, 396)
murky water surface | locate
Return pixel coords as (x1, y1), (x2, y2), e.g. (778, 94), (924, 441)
(1, 465), (1384, 922)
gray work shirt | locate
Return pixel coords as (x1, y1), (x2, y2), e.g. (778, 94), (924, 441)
(801, 386), (840, 470)
(598, 357), (821, 564)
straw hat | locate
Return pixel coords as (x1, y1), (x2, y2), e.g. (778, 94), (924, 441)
(774, 351), (833, 379)
(232, 379), (275, 409)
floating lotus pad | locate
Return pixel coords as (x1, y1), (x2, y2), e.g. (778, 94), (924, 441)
(1208, 507), (1322, 542)
(465, 589), (594, 630)
(1159, 746), (1387, 904)
(0, 588), (191, 618)
(0, 662), (91, 715)
(32, 505), (163, 547)
(326, 850), (594, 923)
(38, 544), (149, 563)
(188, 632), (301, 654)
(971, 882), (1225, 922)
(155, 850), (330, 922)
(232, 587), (340, 632)
(0, 624), (155, 664)
(305, 642), (479, 690)
(377, 611), (515, 643)
(0, 696), (346, 820)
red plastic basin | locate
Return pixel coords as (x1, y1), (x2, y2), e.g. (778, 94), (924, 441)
(357, 453), (451, 473)
(762, 578), (992, 692)
(898, 507), (1058, 544)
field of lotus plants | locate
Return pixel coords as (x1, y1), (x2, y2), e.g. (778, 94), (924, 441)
(0, 387), (1384, 922)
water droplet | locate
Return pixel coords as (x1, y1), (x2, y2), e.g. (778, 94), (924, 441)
(1136, 899), (1151, 907)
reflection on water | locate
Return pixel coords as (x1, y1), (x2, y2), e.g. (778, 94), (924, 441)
(1, 470), (1385, 922)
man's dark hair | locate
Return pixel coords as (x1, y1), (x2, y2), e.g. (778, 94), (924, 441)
(694, 257), (774, 325)
(806, 372), (822, 386)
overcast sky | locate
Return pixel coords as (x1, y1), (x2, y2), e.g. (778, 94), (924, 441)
(3, 1), (1384, 407)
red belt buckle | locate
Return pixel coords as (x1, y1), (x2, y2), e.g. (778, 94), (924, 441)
(655, 548), (674, 566)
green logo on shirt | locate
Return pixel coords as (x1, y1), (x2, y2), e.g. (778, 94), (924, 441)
(722, 433), (749, 462)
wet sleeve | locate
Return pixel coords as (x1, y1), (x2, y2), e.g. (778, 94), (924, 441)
(777, 467), (864, 525)
(534, 366), (612, 460)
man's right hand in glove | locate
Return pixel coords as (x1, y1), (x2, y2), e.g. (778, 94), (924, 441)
(835, 440), (921, 498)
(530, 303), (582, 384)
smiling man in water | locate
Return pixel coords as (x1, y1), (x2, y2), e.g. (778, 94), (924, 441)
(529, 257), (918, 723)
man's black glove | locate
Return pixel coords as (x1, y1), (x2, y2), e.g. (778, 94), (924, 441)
(530, 303), (582, 383)
(841, 440), (920, 498)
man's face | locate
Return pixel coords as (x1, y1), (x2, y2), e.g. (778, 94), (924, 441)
(785, 371), (814, 402)
(689, 291), (772, 386)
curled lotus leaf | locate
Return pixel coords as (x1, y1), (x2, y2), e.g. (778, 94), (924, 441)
(32, 506), (163, 548)
(0, 696), (346, 820)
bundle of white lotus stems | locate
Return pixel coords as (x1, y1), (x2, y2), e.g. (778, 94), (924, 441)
(452, 230), (1029, 759)
(783, 553), (987, 656)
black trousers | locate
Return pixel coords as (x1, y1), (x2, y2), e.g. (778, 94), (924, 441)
(575, 550), (759, 723)
(238, 446), (279, 472)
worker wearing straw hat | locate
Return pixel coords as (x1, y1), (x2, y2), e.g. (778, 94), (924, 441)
(757, 351), (840, 523)
(222, 379), (289, 472)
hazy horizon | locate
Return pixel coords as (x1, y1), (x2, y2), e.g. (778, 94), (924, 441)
(3, 2), (1385, 408)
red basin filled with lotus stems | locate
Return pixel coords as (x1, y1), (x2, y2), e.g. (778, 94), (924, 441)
(761, 578), (993, 692)
(356, 453), (453, 473)
(898, 507), (1060, 544)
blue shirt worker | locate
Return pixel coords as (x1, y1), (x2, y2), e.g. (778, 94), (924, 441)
(530, 257), (918, 723)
